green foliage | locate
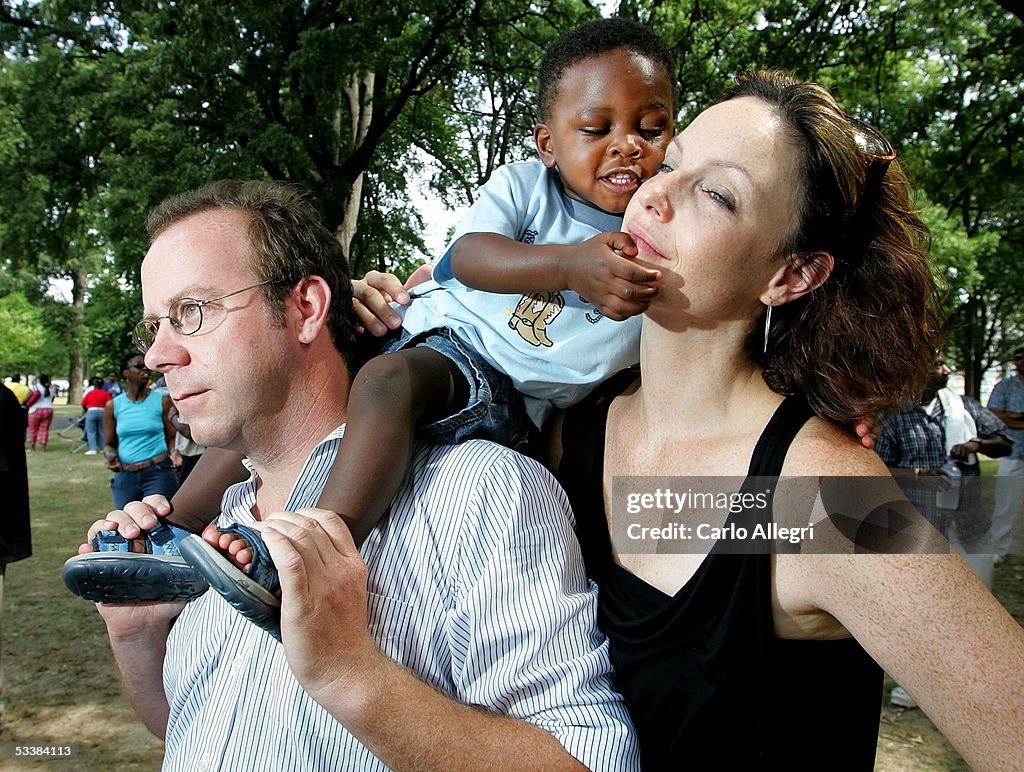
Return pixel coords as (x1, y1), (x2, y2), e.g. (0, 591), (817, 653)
(82, 271), (141, 377)
(0, 291), (44, 371)
(0, 0), (1021, 397)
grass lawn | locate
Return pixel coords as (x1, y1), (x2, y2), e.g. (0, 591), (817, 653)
(1, 406), (164, 770)
(0, 409), (1021, 769)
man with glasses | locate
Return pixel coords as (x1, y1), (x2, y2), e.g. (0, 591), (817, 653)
(69, 180), (637, 771)
(988, 345), (1024, 563)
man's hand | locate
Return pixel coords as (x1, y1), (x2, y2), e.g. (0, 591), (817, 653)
(854, 415), (880, 450)
(77, 495), (174, 553)
(257, 508), (381, 703)
(77, 500), (185, 637)
(351, 265), (432, 336)
(558, 232), (659, 321)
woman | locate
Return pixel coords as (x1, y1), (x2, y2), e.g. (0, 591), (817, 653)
(103, 353), (178, 509)
(81, 376), (112, 454)
(554, 70), (1024, 768)
(25, 373), (54, 451)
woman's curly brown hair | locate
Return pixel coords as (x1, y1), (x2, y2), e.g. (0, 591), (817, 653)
(724, 70), (943, 422)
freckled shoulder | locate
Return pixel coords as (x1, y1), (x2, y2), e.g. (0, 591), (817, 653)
(780, 416), (887, 477)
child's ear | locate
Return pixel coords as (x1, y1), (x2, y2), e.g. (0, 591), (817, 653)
(533, 124), (557, 169)
(760, 251), (834, 306)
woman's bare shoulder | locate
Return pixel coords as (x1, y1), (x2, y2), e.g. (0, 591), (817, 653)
(782, 416), (888, 477)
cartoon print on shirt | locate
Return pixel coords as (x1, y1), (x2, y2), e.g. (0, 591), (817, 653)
(509, 291), (565, 347)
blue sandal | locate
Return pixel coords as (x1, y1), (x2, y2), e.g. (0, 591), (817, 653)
(177, 523), (281, 640)
(62, 523), (209, 603)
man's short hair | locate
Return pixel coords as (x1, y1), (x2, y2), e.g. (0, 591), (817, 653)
(537, 18), (675, 123)
(1013, 346), (1024, 358)
(146, 180), (359, 374)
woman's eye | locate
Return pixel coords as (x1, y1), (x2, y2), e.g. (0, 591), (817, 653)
(703, 186), (736, 212)
(656, 163), (674, 174)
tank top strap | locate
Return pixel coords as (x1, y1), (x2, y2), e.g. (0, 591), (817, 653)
(746, 395), (814, 478)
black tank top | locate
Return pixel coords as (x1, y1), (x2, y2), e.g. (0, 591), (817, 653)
(557, 370), (882, 770)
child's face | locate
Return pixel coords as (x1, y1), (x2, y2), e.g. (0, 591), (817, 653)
(534, 48), (674, 215)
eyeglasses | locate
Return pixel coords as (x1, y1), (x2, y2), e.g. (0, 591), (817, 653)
(126, 363), (148, 370)
(132, 280), (273, 354)
(848, 116), (897, 172)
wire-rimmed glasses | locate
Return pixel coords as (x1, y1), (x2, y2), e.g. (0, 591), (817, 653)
(132, 280), (273, 353)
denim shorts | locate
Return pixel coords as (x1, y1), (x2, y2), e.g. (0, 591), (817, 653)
(373, 327), (535, 452)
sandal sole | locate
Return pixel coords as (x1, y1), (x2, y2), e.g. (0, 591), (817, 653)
(62, 554), (209, 603)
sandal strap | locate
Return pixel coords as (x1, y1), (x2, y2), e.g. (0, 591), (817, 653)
(91, 522), (192, 556)
(216, 523), (279, 594)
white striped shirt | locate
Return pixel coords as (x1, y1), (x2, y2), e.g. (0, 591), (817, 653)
(162, 428), (639, 771)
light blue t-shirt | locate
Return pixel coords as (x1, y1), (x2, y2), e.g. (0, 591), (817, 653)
(401, 161), (643, 427)
(988, 375), (1024, 460)
(112, 391), (168, 464)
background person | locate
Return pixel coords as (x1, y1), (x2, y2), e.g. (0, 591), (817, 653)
(102, 354), (177, 509)
(987, 344), (1024, 564)
(25, 374), (54, 451)
(81, 376), (112, 455)
(102, 371), (122, 396)
(167, 404), (205, 485)
(552, 70), (1024, 768)
(875, 351), (1011, 587)
(4, 375), (29, 406)
(0, 382), (30, 566)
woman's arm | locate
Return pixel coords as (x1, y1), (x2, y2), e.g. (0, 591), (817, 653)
(102, 400), (120, 470)
(794, 550), (1023, 769)
(780, 424), (1024, 768)
(161, 394), (176, 450)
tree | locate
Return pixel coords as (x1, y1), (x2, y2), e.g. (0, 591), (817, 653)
(0, 293), (44, 373)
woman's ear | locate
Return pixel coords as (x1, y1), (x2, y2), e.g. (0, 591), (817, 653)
(760, 251), (834, 306)
(533, 123), (557, 169)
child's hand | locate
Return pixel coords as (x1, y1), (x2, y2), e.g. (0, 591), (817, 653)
(561, 232), (660, 320)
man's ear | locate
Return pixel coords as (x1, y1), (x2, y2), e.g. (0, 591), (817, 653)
(290, 276), (332, 344)
(760, 251), (834, 306)
(533, 123), (557, 169)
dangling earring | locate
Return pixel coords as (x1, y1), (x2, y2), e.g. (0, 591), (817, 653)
(763, 299), (773, 354)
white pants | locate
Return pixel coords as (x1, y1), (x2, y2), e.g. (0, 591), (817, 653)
(990, 457), (1024, 557)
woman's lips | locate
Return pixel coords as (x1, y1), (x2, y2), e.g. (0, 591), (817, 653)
(627, 224), (668, 262)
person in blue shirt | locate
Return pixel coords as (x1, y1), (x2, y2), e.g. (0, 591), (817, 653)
(103, 353), (178, 509)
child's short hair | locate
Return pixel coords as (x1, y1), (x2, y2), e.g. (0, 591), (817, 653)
(537, 18), (675, 123)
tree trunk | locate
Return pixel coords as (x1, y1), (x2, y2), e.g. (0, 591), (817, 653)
(68, 269), (86, 404)
(336, 71), (375, 259)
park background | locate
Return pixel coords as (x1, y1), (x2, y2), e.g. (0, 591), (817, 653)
(0, 0), (1022, 769)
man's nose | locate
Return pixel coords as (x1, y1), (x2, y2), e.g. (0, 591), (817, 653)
(145, 319), (187, 371)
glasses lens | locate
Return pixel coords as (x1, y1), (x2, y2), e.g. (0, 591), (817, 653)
(170, 299), (204, 335)
(132, 321), (156, 353)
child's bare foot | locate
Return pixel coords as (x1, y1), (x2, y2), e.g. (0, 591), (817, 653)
(200, 523), (254, 573)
